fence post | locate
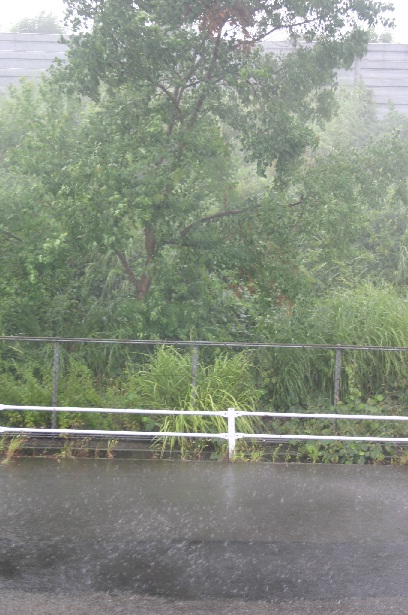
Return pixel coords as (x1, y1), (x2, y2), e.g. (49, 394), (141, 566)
(227, 407), (236, 461)
(333, 347), (341, 434)
(51, 340), (59, 429)
(191, 344), (198, 409)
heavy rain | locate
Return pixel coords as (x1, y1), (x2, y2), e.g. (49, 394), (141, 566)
(2, 460), (408, 613)
(2, 0), (408, 613)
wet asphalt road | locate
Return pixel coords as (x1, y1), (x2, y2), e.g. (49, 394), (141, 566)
(1, 460), (408, 613)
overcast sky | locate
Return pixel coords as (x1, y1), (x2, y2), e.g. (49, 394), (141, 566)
(0, 0), (407, 42)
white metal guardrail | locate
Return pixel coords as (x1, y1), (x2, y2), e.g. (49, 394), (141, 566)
(2, 405), (408, 460)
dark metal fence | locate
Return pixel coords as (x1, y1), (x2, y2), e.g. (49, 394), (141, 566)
(2, 335), (408, 412)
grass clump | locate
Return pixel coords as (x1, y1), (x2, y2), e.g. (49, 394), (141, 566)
(0, 437), (26, 464)
(121, 346), (262, 457)
(256, 283), (408, 407)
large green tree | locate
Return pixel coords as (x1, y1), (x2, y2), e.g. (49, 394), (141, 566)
(1, 2), (399, 340)
(53, 0), (392, 303)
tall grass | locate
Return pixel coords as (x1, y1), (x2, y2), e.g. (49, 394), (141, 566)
(3, 284), (408, 428)
(257, 284), (408, 407)
(0, 346), (261, 453)
(121, 346), (262, 455)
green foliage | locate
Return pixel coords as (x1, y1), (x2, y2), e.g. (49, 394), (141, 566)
(369, 29), (393, 43)
(0, 347), (261, 457)
(0, 437), (27, 465)
(290, 133), (408, 291)
(256, 284), (408, 406)
(298, 441), (387, 464)
(0, 361), (53, 428)
(316, 83), (378, 153)
(47, 0), (389, 310)
(263, 392), (408, 463)
(0, 3), (398, 345)
(2, 3), (408, 456)
(0, 81), (101, 337)
(122, 346), (259, 409)
(117, 346), (262, 456)
(0, 356), (110, 429)
(2, 342), (408, 463)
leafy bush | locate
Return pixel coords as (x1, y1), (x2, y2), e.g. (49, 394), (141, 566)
(0, 361), (53, 427)
(0, 358), (120, 429)
(265, 391), (408, 463)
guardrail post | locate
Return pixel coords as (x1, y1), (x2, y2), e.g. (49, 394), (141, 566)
(227, 407), (236, 461)
(191, 344), (198, 409)
(334, 347), (341, 405)
(333, 347), (341, 434)
(51, 340), (59, 429)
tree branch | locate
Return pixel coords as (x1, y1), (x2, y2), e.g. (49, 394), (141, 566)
(288, 195), (305, 207)
(187, 25), (225, 129)
(248, 16), (324, 44)
(173, 207), (250, 241)
(115, 250), (153, 300)
(155, 80), (185, 121)
(115, 250), (140, 287)
(0, 228), (22, 241)
(175, 55), (203, 105)
(162, 208), (252, 245)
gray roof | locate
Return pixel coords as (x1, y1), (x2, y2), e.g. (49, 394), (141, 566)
(1, 34), (408, 117)
(339, 44), (408, 117)
(263, 41), (408, 118)
(0, 33), (67, 93)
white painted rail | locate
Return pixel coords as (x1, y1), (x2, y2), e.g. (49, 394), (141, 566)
(2, 404), (408, 459)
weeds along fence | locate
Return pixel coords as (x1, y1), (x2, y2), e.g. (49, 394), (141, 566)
(0, 336), (408, 458)
(2, 336), (408, 426)
(3, 405), (408, 460)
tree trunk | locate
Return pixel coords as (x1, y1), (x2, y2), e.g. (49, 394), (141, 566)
(116, 225), (155, 300)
